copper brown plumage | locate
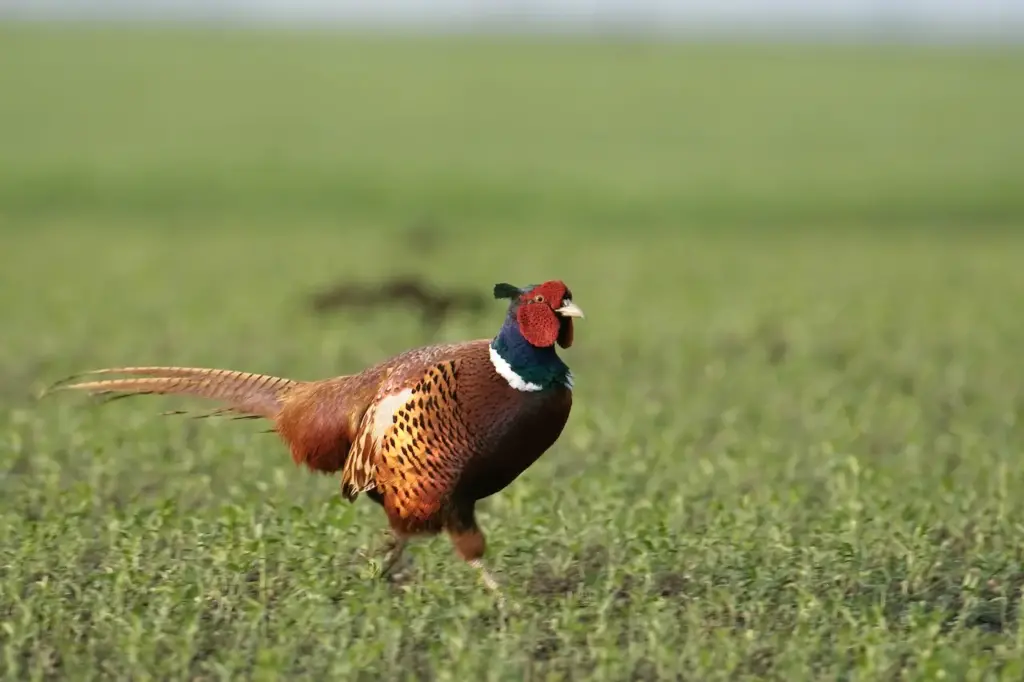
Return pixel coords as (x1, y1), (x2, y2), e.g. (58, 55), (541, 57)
(47, 280), (584, 604)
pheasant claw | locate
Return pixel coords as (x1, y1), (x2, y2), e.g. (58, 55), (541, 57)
(469, 558), (520, 616)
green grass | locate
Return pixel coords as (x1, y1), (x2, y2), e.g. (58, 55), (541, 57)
(0, 26), (1022, 228)
(2, 24), (1024, 681)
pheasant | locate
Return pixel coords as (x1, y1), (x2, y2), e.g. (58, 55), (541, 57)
(48, 280), (583, 603)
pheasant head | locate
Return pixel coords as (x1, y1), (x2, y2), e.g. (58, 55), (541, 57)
(490, 280), (584, 392)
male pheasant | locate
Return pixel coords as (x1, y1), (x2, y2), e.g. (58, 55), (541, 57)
(48, 280), (583, 602)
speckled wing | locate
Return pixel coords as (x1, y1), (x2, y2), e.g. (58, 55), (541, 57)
(339, 341), (486, 502)
(373, 359), (475, 528)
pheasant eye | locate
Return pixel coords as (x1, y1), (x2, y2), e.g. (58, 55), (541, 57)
(533, 295), (544, 303)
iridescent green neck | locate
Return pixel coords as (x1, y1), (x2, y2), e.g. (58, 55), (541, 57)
(489, 314), (572, 392)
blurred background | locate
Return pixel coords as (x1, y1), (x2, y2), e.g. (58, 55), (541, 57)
(1, 0), (1022, 393)
(1, 0), (1021, 362)
(4, 0), (1024, 37)
(2, 5), (1024, 678)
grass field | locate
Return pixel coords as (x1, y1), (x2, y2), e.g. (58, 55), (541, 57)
(2, 25), (1024, 680)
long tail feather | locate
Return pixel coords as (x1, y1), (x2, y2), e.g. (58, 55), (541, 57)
(160, 408), (265, 421)
(45, 366), (302, 420)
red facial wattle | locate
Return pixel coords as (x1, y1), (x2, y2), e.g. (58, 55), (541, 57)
(557, 317), (574, 349)
(516, 303), (561, 347)
(512, 280), (581, 349)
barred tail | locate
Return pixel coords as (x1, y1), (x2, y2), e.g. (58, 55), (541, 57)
(45, 366), (302, 420)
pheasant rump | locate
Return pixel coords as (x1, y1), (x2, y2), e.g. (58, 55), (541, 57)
(49, 280), (584, 601)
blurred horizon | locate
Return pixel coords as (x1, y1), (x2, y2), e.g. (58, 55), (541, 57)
(3, 0), (1023, 44)
(2, 1), (1021, 234)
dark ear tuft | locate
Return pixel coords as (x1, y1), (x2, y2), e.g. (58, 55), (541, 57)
(493, 283), (521, 300)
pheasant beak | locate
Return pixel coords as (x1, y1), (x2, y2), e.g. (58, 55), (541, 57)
(556, 300), (585, 319)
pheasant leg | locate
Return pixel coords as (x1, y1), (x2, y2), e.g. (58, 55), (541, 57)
(446, 506), (512, 612)
(378, 535), (409, 578)
(468, 557), (507, 610)
(359, 530), (409, 579)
